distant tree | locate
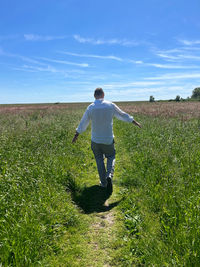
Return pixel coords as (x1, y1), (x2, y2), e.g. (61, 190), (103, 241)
(149, 95), (155, 102)
(191, 87), (200, 99)
(175, 95), (181, 102)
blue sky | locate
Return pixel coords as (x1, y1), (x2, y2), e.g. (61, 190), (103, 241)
(1, 0), (200, 103)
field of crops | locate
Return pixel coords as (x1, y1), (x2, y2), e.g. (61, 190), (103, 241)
(0, 101), (200, 266)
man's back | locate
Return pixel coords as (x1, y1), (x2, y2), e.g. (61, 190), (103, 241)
(77, 98), (134, 145)
(88, 99), (114, 144)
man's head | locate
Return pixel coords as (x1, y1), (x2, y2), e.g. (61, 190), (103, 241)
(94, 88), (104, 99)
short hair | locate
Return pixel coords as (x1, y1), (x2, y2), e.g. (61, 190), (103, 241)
(94, 87), (104, 98)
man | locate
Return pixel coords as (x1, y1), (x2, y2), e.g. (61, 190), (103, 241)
(72, 88), (141, 193)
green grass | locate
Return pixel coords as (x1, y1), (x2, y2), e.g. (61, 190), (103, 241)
(0, 103), (200, 266)
(0, 107), (88, 266)
(115, 115), (200, 266)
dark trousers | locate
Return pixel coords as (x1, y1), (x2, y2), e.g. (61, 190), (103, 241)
(91, 141), (115, 186)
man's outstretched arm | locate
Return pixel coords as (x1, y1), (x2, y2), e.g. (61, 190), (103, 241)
(113, 103), (142, 128)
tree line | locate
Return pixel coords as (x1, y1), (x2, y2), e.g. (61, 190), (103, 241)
(149, 87), (200, 102)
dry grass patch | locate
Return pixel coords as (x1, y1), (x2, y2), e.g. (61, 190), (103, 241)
(118, 101), (200, 119)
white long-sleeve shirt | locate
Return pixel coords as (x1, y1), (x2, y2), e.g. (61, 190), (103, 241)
(76, 99), (134, 144)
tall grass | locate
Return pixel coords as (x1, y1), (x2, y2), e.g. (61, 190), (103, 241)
(115, 115), (200, 265)
(0, 107), (88, 266)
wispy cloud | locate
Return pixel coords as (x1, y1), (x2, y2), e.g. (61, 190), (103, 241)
(153, 39), (200, 66)
(145, 72), (200, 80)
(0, 49), (45, 65)
(146, 63), (199, 69)
(155, 53), (179, 61)
(37, 56), (89, 67)
(0, 49), (89, 68)
(178, 39), (200, 46)
(24, 34), (67, 41)
(129, 58), (199, 69)
(73, 34), (139, 46)
(62, 51), (187, 68)
(103, 81), (164, 89)
(157, 52), (200, 61)
(153, 42), (200, 65)
(20, 64), (60, 73)
(15, 64), (86, 79)
(60, 51), (123, 61)
(18, 56), (44, 65)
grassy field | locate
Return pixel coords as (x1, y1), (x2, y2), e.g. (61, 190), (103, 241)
(0, 101), (200, 266)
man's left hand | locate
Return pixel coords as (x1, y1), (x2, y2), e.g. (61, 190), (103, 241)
(132, 120), (142, 128)
(72, 132), (79, 143)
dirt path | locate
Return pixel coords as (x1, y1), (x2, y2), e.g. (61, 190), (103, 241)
(88, 211), (115, 266)
(79, 185), (123, 267)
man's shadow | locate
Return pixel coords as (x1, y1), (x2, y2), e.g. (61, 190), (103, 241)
(67, 180), (121, 214)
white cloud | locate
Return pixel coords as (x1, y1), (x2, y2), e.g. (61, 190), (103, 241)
(103, 81), (164, 89)
(153, 44), (200, 68)
(73, 34), (139, 46)
(0, 49), (89, 68)
(0, 49), (45, 65)
(13, 64), (62, 75)
(105, 83), (194, 101)
(146, 63), (199, 69)
(145, 72), (200, 80)
(157, 52), (200, 61)
(156, 53), (179, 61)
(130, 57), (199, 69)
(20, 64), (59, 73)
(178, 39), (200, 46)
(129, 60), (144, 64)
(183, 46), (200, 51)
(16, 64), (86, 79)
(104, 88), (163, 102)
(177, 54), (200, 61)
(60, 51), (123, 61)
(37, 57), (89, 67)
(24, 34), (67, 41)
(135, 60), (143, 64)
(19, 56), (44, 65)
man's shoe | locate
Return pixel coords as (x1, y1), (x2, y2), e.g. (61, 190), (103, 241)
(106, 177), (113, 193)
